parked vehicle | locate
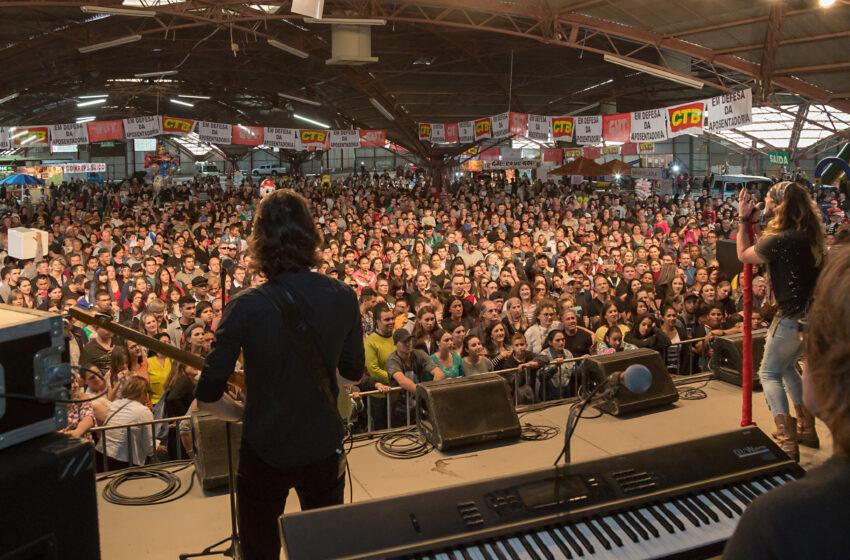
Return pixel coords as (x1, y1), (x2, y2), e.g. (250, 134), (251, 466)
(251, 164), (288, 176)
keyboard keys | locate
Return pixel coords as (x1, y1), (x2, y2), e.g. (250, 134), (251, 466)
(658, 502), (687, 531)
(614, 513), (640, 543)
(570, 524), (596, 555)
(633, 509), (660, 538)
(706, 491), (734, 519)
(586, 519), (612, 550)
(596, 517), (623, 547)
(673, 500), (701, 527)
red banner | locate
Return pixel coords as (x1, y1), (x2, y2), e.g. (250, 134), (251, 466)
(444, 122), (459, 144)
(551, 116), (574, 140)
(232, 125), (264, 146)
(667, 102), (705, 136)
(87, 120), (124, 142)
(479, 147), (500, 161)
(161, 116), (195, 135)
(602, 113), (631, 143)
(474, 117), (492, 140)
(542, 148), (564, 163)
(620, 143), (638, 156)
(582, 147), (601, 159)
(509, 112), (528, 136)
(359, 129), (387, 148)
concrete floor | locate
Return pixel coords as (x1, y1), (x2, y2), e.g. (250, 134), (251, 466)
(96, 380), (833, 560)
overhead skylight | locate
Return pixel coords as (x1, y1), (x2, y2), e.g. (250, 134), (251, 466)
(712, 104), (850, 149)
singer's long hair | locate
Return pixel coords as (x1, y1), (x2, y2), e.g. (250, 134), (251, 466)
(249, 189), (321, 278)
(761, 181), (826, 265)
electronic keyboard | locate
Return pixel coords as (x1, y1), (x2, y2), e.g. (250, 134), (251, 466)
(280, 428), (803, 559)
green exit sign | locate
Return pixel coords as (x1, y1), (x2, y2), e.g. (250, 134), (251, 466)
(768, 151), (789, 165)
(100, 141), (115, 148)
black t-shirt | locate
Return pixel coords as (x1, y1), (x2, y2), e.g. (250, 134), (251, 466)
(724, 455), (850, 559)
(755, 230), (820, 316)
(564, 329), (594, 357)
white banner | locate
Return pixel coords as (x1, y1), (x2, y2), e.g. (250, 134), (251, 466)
(123, 116), (162, 139)
(574, 115), (603, 145)
(492, 112), (511, 139)
(527, 114), (550, 141)
(330, 129), (361, 148)
(429, 123), (446, 143)
(483, 160), (538, 170)
(458, 121), (475, 144)
(50, 123), (89, 145)
(705, 89), (752, 133)
(264, 127), (298, 149)
(629, 109), (668, 143)
(197, 121), (232, 144)
(500, 148), (523, 160)
(61, 162), (106, 174)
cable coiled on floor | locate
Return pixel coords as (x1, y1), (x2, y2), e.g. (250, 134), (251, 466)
(99, 461), (195, 506)
(375, 428), (433, 459)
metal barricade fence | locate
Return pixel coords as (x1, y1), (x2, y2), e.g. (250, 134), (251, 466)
(89, 414), (191, 473)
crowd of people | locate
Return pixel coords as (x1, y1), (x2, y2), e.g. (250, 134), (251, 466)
(1, 169), (848, 457)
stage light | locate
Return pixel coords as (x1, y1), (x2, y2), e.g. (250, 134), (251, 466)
(135, 70), (178, 78)
(278, 92), (321, 106)
(672, 165), (681, 173)
(20, 135), (37, 145)
(178, 94), (211, 100)
(76, 116), (96, 123)
(819, 0), (836, 7)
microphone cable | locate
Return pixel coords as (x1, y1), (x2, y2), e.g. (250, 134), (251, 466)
(98, 460), (195, 506)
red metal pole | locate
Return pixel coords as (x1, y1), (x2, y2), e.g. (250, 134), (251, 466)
(740, 221), (755, 426)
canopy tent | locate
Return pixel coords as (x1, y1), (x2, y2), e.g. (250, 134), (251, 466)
(598, 159), (633, 175)
(0, 173), (43, 186)
(548, 157), (604, 177)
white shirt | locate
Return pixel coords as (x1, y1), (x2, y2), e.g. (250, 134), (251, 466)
(103, 399), (154, 465)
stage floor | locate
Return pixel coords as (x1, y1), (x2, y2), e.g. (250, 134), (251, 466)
(96, 380), (833, 560)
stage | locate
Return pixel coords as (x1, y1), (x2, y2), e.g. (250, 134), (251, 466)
(96, 379), (833, 560)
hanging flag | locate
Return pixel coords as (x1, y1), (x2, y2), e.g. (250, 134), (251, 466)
(297, 129), (328, 150)
(551, 116), (575, 142)
(582, 146), (602, 159)
(161, 116), (195, 135)
(479, 146), (500, 161)
(492, 112), (510, 139)
(601, 145), (620, 156)
(638, 142), (655, 153)
(358, 129), (387, 148)
(232, 125), (264, 145)
(602, 113), (631, 143)
(123, 116), (162, 139)
(458, 121), (475, 143)
(501, 148), (523, 160)
(264, 127), (298, 149)
(509, 112), (528, 136)
(629, 109), (668, 143)
(50, 123), (89, 146)
(86, 120), (124, 143)
(574, 115), (603, 145)
(13, 126), (49, 146)
(429, 123), (447, 144)
(620, 143), (638, 156)
(444, 122), (459, 144)
(330, 129), (361, 148)
(705, 89), (752, 133)
(527, 115), (550, 141)
(542, 148), (563, 163)
(418, 123), (432, 142)
(197, 122), (232, 144)
(474, 117), (492, 140)
(564, 148), (583, 159)
(666, 101), (705, 138)
(0, 127), (8, 149)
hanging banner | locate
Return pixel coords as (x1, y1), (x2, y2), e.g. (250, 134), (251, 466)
(582, 146), (601, 159)
(297, 129), (328, 149)
(638, 142), (655, 153)
(631, 167), (665, 180)
(551, 116), (575, 142)
(601, 145), (620, 156)
(491, 112), (510, 139)
(232, 125), (264, 146)
(463, 146), (479, 157)
(264, 127), (298, 149)
(458, 121), (475, 144)
(429, 123), (446, 144)
(479, 147), (500, 161)
(86, 120), (124, 143)
(602, 113), (631, 144)
(13, 126), (49, 146)
(483, 160), (538, 170)
(705, 89), (752, 133)
(358, 129), (387, 148)
(123, 116), (162, 139)
(50, 123), (89, 146)
(474, 117), (492, 140)
(575, 115), (603, 145)
(444, 122), (459, 144)
(500, 148), (523, 160)
(0, 127), (8, 150)
(542, 148), (563, 163)
(620, 143), (638, 156)
(509, 112), (528, 136)
(527, 114), (550, 141)
(196, 122), (232, 144)
(564, 148), (583, 159)
(161, 116), (195, 135)
(768, 151), (790, 165)
(61, 162), (107, 174)
(666, 101), (705, 138)
(418, 123), (432, 142)
(629, 109), (668, 143)
(330, 129), (361, 148)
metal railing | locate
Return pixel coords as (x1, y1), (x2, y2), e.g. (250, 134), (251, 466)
(89, 414), (192, 473)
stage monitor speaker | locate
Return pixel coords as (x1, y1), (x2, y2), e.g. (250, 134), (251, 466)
(416, 374), (520, 451)
(581, 348), (679, 416)
(192, 413), (242, 491)
(709, 329), (766, 388)
(0, 433), (100, 560)
(717, 239), (741, 279)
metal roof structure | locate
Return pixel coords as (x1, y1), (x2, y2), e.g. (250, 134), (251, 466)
(0, 0), (848, 161)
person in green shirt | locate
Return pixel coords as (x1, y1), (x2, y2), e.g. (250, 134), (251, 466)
(363, 303), (396, 429)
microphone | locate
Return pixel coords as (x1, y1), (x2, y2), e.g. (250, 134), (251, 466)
(606, 364), (652, 395)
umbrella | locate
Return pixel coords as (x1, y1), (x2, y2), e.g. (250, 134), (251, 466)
(0, 173), (44, 186)
(549, 157), (605, 177)
(598, 159), (633, 175)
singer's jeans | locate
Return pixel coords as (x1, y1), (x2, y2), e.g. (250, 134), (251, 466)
(757, 314), (804, 417)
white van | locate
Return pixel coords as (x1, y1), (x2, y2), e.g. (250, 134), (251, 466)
(195, 162), (221, 177)
(711, 174), (772, 199)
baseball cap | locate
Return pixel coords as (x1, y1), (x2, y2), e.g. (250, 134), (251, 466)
(191, 276), (209, 287)
(393, 328), (412, 344)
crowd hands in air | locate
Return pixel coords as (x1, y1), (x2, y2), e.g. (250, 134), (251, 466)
(0, 168), (847, 452)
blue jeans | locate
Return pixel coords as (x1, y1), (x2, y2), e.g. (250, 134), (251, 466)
(757, 314), (804, 416)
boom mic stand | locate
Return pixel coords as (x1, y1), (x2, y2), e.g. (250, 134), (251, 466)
(179, 268), (241, 560)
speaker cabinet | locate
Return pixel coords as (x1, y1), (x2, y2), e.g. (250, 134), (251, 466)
(0, 433), (100, 560)
(709, 329), (766, 388)
(581, 348), (679, 416)
(192, 413), (242, 491)
(416, 374), (520, 451)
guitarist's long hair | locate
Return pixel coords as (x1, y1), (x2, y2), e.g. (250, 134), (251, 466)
(762, 181), (826, 265)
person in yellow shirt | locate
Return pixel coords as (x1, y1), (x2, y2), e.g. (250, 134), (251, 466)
(146, 332), (173, 404)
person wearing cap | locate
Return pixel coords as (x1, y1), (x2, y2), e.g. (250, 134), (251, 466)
(378, 328), (445, 425)
(190, 275), (210, 303)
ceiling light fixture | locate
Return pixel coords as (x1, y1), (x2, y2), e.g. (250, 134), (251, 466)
(293, 113), (329, 128)
(80, 5), (156, 17)
(9, 130), (28, 140)
(304, 17), (386, 25)
(77, 98), (107, 107)
(77, 94), (108, 99)
(603, 54), (704, 89)
(278, 92), (321, 106)
(76, 116), (96, 123)
(78, 34), (142, 54)
(267, 39), (309, 59)
(19, 135), (38, 145)
(369, 98), (395, 121)
(135, 70), (178, 78)
(178, 94), (211, 100)
(0, 92), (19, 104)
(819, 0), (836, 7)
(169, 98), (194, 107)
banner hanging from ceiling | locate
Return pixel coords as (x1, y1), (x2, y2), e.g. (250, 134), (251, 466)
(197, 122), (232, 144)
(50, 123), (89, 146)
(330, 129), (361, 148)
(575, 115), (603, 145)
(263, 127), (298, 149)
(527, 114), (550, 141)
(602, 113), (631, 144)
(358, 129), (387, 148)
(705, 89), (752, 133)
(123, 116), (162, 139)
(629, 109), (668, 143)
(551, 116), (575, 142)
(161, 117), (195, 136)
(474, 117), (492, 140)
(87, 119), (124, 143)
(666, 101), (706, 138)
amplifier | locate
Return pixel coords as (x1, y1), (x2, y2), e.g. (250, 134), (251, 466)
(192, 412), (242, 491)
(0, 305), (70, 451)
(581, 348), (679, 416)
(416, 374), (520, 451)
(710, 329), (766, 388)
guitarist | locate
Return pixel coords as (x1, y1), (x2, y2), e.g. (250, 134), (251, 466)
(195, 190), (365, 560)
